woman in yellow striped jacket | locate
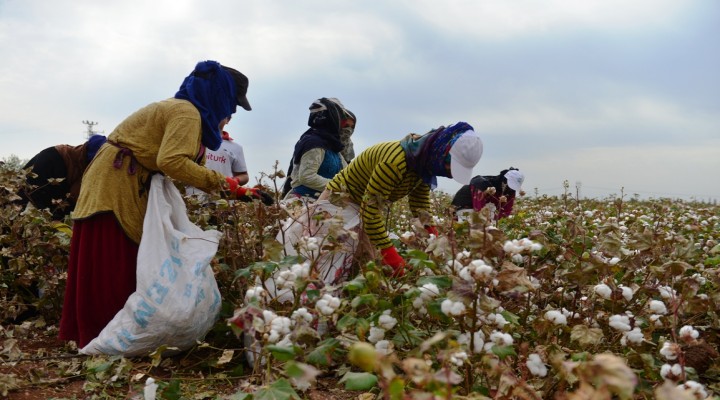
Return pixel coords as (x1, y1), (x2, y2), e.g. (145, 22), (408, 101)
(321, 121), (483, 276)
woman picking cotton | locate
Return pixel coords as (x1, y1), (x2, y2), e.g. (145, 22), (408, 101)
(277, 122), (483, 291)
(59, 60), (267, 348)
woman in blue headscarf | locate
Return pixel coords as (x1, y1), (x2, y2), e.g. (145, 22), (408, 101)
(59, 60), (263, 349)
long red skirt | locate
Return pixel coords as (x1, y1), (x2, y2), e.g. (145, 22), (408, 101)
(59, 212), (138, 348)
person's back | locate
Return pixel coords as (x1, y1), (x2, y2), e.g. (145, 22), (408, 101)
(19, 134), (106, 219)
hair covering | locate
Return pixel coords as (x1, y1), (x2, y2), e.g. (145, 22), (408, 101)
(292, 98), (349, 163)
(400, 122), (476, 189)
(86, 134), (107, 162)
(339, 109), (357, 162)
(174, 60), (239, 151)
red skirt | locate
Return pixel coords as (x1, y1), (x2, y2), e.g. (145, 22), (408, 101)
(59, 212), (138, 348)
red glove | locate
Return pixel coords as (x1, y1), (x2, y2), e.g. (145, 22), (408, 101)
(425, 225), (439, 236)
(225, 177), (273, 205)
(380, 246), (406, 277)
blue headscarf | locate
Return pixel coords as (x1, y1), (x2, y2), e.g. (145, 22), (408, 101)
(174, 61), (237, 151)
(400, 122), (474, 189)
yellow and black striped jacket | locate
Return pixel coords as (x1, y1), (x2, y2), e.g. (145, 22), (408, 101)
(326, 141), (431, 249)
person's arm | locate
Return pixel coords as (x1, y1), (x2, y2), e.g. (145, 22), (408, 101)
(407, 182), (431, 217)
(294, 148), (331, 192)
(155, 117), (225, 192)
(232, 172), (249, 186)
(230, 142), (249, 185)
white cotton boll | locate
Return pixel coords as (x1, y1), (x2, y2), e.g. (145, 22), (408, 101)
(679, 325), (699, 340)
(446, 259), (464, 274)
(245, 286), (266, 303)
(368, 327), (386, 344)
(658, 286), (675, 299)
(419, 283), (440, 299)
(649, 300), (667, 315)
(267, 329), (281, 343)
(271, 316), (292, 335)
(660, 341), (680, 361)
(530, 243), (543, 252)
(450, 351), (468, 367)
(608, 257), (620, 266)
(472, 331), (485, 354)
(619, 285), (633, 301)
(378, 313), (398, 330)
(593, 283), (612, 300)
(489, 313), (508, 329)
(622, 327), (643, 346)
(526, 353), (548, 377)
(488, 330), (514, 347)
(290, 262), (310, 279)
(503, 241), (519, 254)
(263, 310), (278, 324)
(441, 299), (466, 316)
(401, 231), (414, 240)
(375, 340), (393, 355)
(608, 314), (632, 332)
(660, 363), (684, 380)
(456, 250), (471, 260)
(678, 381), (708, 399)
(457, 333), (469, 346)
(144, 377), (158, 400)
(512, 254), (524, 264)
(291, 307), (314, 324)
(458, 267), (474, 282)
(412, 297), (425, 309)
(544, 310), (567, 326)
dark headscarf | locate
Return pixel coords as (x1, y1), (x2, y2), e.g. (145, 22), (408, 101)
(291, 98), (347, 163)
(400, 122), (474, 189)
(174, 61), (237, 151)
(86, 134), (107, 162)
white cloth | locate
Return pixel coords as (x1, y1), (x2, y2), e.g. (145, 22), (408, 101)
(187, 140), (247, 197)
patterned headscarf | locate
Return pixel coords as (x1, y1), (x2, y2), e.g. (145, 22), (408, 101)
(400, 122), (474, 189)
(174, 61), (237, 151)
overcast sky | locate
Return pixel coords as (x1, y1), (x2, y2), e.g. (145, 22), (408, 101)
(1, 0), (718, 201)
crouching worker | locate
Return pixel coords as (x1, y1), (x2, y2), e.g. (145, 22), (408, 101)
(18, 134), (107, 220)
(274, 122), (483, 298)
(58, 60), (269, 350)
(451, 168), (525, 221)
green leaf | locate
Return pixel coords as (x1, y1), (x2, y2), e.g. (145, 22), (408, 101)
(490, 345), (517, 359)
(343, 276), (367, 294)
(307, 338), (341, 367)
(254, 378), (301, 400)
(267, 345), (297, 362)
(336, 314), (357, 331)
(416, 275), (453, 289)
(234, 267), (251, 279)
(351, 293), (378, 308)
(500, 310), (520, 326)
(339, 371), (378, 391)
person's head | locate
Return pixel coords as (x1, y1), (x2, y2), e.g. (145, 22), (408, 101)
(307, 97), (351, 135)
(86, 134), (107, 162)
(175, 60), (251, 151)
(438, 122), (483, 185)
(500, 168), (524, 195)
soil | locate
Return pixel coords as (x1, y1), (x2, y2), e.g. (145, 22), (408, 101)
(0, 319), (360, 400)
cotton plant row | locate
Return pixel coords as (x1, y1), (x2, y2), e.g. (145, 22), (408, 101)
(221, 193), (719, 398)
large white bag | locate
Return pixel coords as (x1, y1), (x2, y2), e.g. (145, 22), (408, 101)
(81, 174), (222, 356)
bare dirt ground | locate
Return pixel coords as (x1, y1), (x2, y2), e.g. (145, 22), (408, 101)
(1, 319), (360, 400)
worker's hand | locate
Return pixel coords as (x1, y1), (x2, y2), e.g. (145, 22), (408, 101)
(424, 225), (439, 236)
(380, 246), (406, 277)
(225, 177), (273, 205)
